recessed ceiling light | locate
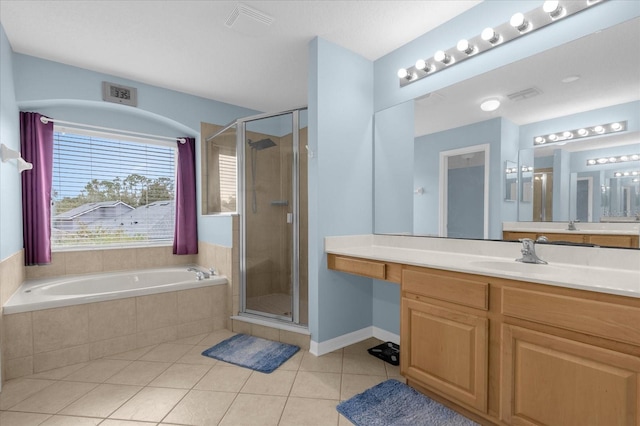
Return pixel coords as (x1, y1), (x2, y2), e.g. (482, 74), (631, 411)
(561, 75), (581, 83)
(480, 99), (500, 112)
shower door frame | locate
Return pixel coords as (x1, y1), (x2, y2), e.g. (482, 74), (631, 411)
(237, 108), (303, 325)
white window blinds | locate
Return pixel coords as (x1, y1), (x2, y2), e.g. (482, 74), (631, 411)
(51, 130), (176, 249)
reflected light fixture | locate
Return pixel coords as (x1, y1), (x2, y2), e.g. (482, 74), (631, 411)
(534, 121), (628, 145)
(397, 0), (605, 87)
(480, 98), (501, 112)
(586, 153), (640, 167)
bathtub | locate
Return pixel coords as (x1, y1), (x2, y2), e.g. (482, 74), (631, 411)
(3, 267), (228, 314)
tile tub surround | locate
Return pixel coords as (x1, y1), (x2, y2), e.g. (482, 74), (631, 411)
(325, 234), (640, 298)
(2, 284), (228, 381)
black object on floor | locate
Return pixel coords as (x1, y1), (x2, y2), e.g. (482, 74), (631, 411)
(368, 341), (400, 366)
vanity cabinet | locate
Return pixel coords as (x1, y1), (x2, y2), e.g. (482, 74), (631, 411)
(503, 230), (639, 248)
(327, 255), (640, 425)
(400, 266), (489, 412)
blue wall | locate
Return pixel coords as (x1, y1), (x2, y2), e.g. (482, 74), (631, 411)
(308, 37), (375, 343)
(0, 25), (21, 261)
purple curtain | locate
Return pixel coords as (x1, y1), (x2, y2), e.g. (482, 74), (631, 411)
(20, 112), (54, 265)
(173, 137), (198, 255)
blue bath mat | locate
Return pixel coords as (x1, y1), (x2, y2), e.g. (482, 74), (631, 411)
(337, 379), (479, 426)
(201, 333), (299, 373)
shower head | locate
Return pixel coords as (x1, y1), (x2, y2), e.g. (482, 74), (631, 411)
(248, 138), (277, 150)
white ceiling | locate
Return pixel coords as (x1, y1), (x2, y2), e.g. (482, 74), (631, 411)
(0, 0), (481, 113)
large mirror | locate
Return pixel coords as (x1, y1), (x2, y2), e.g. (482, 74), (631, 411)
(375, 16), (640, 244)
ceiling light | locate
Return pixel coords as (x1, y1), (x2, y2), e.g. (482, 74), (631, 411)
(456, 39), (475, 55)
(480, 98), (500, 112)
(481, 27), (500, 44)
(434, 50), (452, 65)
(543, 1), (564, 19)
(510, 13), (529, 32)
(561, 75), (581, 83)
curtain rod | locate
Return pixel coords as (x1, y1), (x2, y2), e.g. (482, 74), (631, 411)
(39, 117), (186, 144)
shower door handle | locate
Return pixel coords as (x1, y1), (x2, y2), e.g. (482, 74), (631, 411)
(286, 213), (293, 224)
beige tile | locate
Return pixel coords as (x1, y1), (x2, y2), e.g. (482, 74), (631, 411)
(59, 383), (141, 418)
(25, 251), (66, 280)
(65, 250), (104, 275)
(0, 411), (51, 425)
(148, 363), (211, 389)
(340, 373), (387, 401)
(89, 334), (137, 360)
(28, 362), (89, 380)
(177, 318), (214, 339)
(277, 350), (304, 371)
(172, 333), (208, 345)
(3, 312), (33, 359)
(251, 323), (280, 341)
(4, 355), (34, 380)
(240, 369), (296, 396)
(300, 351), (343, 373)
(163, 389), (236, 425)
(40, 415), (102, 425)
(88, 298), (137, 341)
(32, 305), (89, 353)
(63, 359), (131, 383)
(104, 345), (155, 361)
(138, 343), (192, 363)
(33, 345), (90, 373)
(177, 287), (213, 323)
(198, 329), (236, 348)
(290, 371), (342, 400)
(135, 247), (170, 269)
(232, 319), (252, 335)
(279, 329), (310, 350)
(279, 397), (340, 426)
(342, 338), (383, 354)
(102, 248), (138, 272)
(219, 393), (287, 426)
(101, 421), (158, 426)
(193, 364), (251, 392)
(136, 292), (178, 331)
(385, 362), (402, 378)
(109, 387), (188, 422)
(136, 326), (178, 348)
(106, 361), (172, 386)
(342, 353), (387, 376)
(8, 380), (98, 414)
(0, 378), (56, 410)
(177, 345), (219, 366)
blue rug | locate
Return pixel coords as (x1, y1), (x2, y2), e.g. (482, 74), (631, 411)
(201, 333), (299, 373)
(337, 379), (479, 426)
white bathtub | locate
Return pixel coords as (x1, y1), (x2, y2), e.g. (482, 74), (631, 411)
(3, 267), (227, 314)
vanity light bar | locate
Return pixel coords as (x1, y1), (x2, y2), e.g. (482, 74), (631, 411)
(613, 171), (640, 177)
(534, 121), (627, 145)
(397, 0), (606, 87)
(586, 153), (640, 166)
(505, 167), (518, 174)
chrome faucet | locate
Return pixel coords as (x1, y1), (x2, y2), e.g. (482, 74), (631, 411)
(516, 238), (547, 264)
(567, 220), (579, 231)
(187, 266), (210, 279)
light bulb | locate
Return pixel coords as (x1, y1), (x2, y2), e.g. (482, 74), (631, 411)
(587, 159), (597, 165)
(543, 1), (564, 18)
(415, 59), (430, 72)
(609, 157), (617, 163)
(434, 50), (452, 64)
(481, 27), (500, 44)
(548, 134), (558, 141)
(577, 128), (588, 136)
(510, 12), (529, 32)
(397, 68), (408, 79)
(562, 131), (573, 139)
(632, 155), (640, 161)
(611, 122), (622, 131)
(456, 39), (474, 55)
(534, 136), (545, 144)
(594, 125), (605, 133)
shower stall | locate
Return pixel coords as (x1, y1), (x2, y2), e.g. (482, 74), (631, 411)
(207, 108), (308, 327)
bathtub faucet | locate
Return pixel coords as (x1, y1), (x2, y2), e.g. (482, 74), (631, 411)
(187, 266), (210, 280)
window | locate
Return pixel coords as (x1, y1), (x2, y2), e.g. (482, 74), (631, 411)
(51, 129), (176, 249)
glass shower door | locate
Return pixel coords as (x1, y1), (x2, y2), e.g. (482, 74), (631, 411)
(241, 112), (296, 322)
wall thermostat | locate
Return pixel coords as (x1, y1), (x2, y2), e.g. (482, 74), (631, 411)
(102, 81), (138, 107)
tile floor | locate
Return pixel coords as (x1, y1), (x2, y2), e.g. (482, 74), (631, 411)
(0, 330), (403, 425)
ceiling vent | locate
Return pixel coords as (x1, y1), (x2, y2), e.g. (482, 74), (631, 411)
(507, 87), (543, 102)
(226, 3), (274, 28)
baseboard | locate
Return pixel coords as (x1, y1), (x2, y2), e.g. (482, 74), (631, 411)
(310, 326), (400, 356)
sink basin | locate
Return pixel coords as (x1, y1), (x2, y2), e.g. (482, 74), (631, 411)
(470, 260), (563, 274)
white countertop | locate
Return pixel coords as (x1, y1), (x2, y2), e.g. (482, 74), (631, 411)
(325, 235), (640, 299)
(503, 221), (640, 237)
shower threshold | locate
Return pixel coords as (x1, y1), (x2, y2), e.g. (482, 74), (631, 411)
(232, 313), (310, 335)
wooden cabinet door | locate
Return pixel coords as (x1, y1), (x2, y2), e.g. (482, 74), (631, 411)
(401, 297), (488, 412)
(501, 324), (640, 426)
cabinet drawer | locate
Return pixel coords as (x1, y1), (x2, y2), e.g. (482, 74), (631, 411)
(588, 234), (638, 248)
(502, 287), (640, 346)
(402, 267), (488, 310)
(327, 254), (401, 283)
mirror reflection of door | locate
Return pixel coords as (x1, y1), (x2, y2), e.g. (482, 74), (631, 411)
(576, 177), (593, 222)
(533, 168), (553, 222)
(440, 146), (488, 239)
